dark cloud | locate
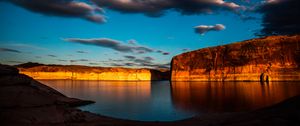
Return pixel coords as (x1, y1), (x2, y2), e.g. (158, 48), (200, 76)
(47, 54), (57, 57)
(106, 55), (169, 69)
(3, 0), (105, 23)
(70, 59), (89, 62)
(162, 52), (170, 55)
(156, 50), (170, 55)
(0, 48), (21, 53)
(124, 55), (136, 60)
(76, 50), (88, 54)
(143, 56), (155, 61)
(182, 48), (189, 51)
(64, 38), (154, 54)
(257, 0), (300, 35)
(194, 24), (226, 35)
(89, 62), (100, 65)
(92, 0), (242, 17)
(57, 59), (68, 62)
(7, 60), (24, 64)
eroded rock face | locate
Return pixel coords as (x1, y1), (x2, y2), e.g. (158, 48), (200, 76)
(171, 35), (300, 81)
(17, 65), (170, 81)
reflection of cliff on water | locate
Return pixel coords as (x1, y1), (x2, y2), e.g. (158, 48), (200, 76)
(171, 81), (300, 113)
(39, 80), (151, 104)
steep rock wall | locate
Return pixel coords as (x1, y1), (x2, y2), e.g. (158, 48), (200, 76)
(18, 65), (169, 81)
(171, 35), (300, 81)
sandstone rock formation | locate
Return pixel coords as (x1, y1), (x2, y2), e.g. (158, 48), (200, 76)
(17, 63), (170, 81)
(171, 35), (300, 81)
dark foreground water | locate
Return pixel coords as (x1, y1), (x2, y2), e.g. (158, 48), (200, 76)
(39, 80), (300, 121)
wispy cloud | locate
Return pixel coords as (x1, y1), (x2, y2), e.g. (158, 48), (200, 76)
(64, 38), (155, 54)
(47, 54), (57, 57)
(108, 55), (170, 69)
(0, 48), (21, 53)
(194, 24), (226, 35)
(0, 43), (48, 50)
(76, 50), (88, 54)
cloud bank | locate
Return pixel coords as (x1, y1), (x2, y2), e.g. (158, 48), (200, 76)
(3, 0), (106, 23)
(194, 24), (226, 35)
(92, 0), (242, 17)
(257, 0), (300, 35)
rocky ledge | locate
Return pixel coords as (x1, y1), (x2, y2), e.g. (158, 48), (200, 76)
(171, 35), (300, 81)
(17, 63), (170, 81)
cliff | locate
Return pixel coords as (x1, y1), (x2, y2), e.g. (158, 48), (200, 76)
(17, 63), (170, 81)
(171, 35), (300, 81)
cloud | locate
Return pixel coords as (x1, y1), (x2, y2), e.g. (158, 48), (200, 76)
(64, 38), (154, 54)
(70, 59), (89, 62)
(3, 0), (106, 23)
(127, 39), (137, 45)
(92, 0), (242, 17)
(156, 50), (170, 55)
(124, 55), (136, 60)
(0, 48), (21, 53)
(162, 52), (170, 55)
(1, 43), (48, 50)
(107, 55), (169, 69)
(182, 48), (189, 51)
(257, 0), (300, 35)
(194, 24), (226, 35)
(143, 56), (155, 61)
(89, 62), (100, 65)
(47, 54), (57, 57)
(76, 50), (88, 54)
(57, 59), (68, 62)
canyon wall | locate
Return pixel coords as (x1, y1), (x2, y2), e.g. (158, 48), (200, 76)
(171, 35), (300, 81)
(18, 65), (170, 81)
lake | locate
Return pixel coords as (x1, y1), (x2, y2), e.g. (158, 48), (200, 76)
(39, 80), (300, 121)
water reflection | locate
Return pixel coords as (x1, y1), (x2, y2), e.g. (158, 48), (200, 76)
(38, 80), (192, 121)
(171, 81), (300, 113)
(38, 80), (300, 121)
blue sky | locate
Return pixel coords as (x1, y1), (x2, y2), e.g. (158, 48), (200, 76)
(0, 0), (263, 68)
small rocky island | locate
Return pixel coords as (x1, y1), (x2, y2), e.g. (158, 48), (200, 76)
(171, 35), (300, 81)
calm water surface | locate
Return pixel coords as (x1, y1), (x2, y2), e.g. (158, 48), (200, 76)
(39, 80), (300, 121)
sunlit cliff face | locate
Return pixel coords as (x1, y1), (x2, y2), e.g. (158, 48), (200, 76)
(171, 81), (300, 113)
(171, 35), (300, 81)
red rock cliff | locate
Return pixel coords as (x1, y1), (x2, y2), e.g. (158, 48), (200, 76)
(171, 35), (300, 81)
(17, 64), (170, 81)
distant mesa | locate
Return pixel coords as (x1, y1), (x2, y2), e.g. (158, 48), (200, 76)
(16, 62), (170, 81)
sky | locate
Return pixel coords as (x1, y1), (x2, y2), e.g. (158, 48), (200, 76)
(0, 0), (299, 69)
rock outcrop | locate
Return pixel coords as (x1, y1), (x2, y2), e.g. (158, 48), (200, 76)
(17, 63), (170, 81)
(171, 35), (300, 81)
(0, 64), (96, 125)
